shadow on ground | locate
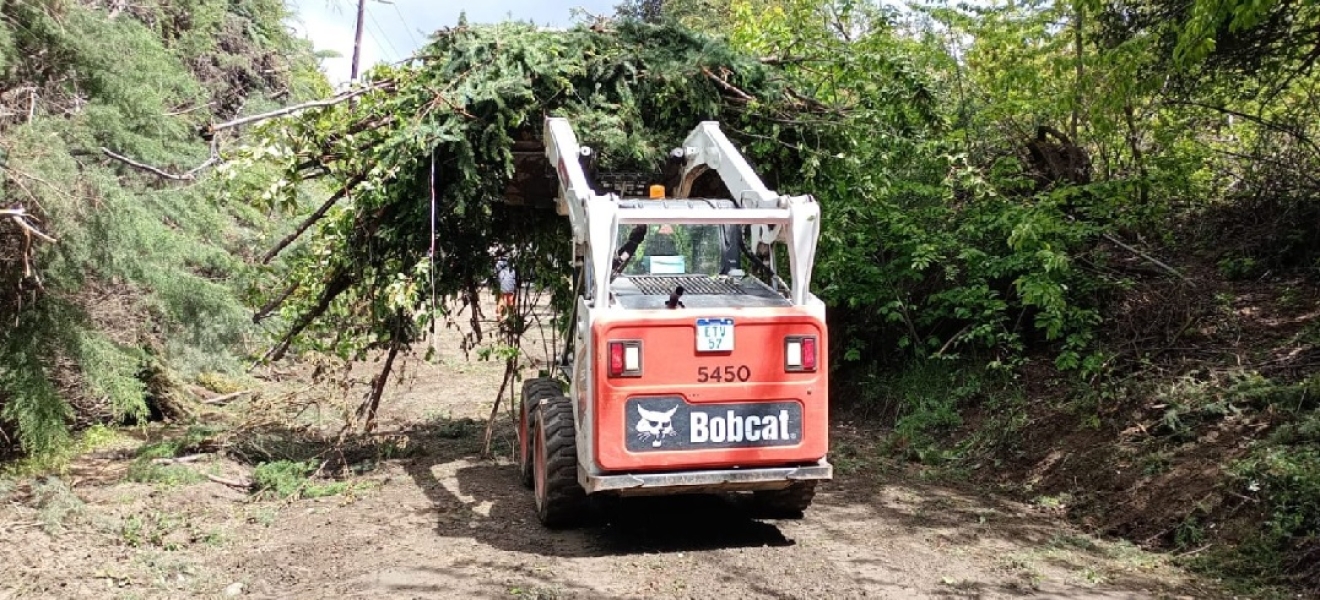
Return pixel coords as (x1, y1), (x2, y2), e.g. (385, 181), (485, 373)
(397, 417), (797, 557)
(223, 414), (1230, 599)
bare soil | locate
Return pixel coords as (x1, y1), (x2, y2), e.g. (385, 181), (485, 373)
(0, 295), (1232, 600)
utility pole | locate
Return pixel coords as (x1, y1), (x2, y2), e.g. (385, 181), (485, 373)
(350, 0), (367, 82)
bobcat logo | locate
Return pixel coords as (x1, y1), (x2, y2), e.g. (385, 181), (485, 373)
(635, 405), (678, 447)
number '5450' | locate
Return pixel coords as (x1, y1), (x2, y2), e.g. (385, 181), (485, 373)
(697, 365), (751, 382)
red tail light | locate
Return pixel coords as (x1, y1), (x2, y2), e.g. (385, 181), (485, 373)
(608, 340), (642, 377)
(785, 336), (818, 372)
(801, 337), (817, 371)
(609, 342), (625, 376)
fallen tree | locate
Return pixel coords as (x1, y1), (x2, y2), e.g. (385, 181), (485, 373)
(227, 19), (832, 427)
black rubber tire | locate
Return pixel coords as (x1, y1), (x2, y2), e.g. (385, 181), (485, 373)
(532, 395), (589, 528)
(518, 378), (561, 489)
(751, 481), (817, 518)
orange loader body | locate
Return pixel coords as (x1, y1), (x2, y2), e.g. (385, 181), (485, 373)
(591, 308), (828, 472)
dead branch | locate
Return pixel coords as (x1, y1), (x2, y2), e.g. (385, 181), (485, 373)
(204, 80), (394, 137)
(1102, 233), (1192, 284)
(100, 145), (219, 181)
(1167, 99), (1320, 159)
(702, 67), (755, 102)
(1, 209), (56, 242)
(151, 453), (213, 465)
(261, 174), (365, 265)
(2, 207), (56, 284)
(205, 474), (250, 488)
(784, 86), (837, 115)
(482, 356), (518, 457)
(204, 390), (254, 405)
(759, 56), (810, 65)
(2, 163), (73, 205)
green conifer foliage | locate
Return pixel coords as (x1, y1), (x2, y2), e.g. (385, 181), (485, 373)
(0, 0), (326, 458)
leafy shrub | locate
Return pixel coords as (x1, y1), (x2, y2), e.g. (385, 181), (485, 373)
(855, 360), (986, 460)
(1223, 414), (1320, 586)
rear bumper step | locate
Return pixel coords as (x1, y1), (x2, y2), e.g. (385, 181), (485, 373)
(581, 460), (832, 496)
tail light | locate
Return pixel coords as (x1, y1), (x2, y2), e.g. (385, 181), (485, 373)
(785, 336), (817, 372)
(608, 340), (643, 377)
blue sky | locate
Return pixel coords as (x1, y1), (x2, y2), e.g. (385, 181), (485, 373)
(287, 0), (621, 88)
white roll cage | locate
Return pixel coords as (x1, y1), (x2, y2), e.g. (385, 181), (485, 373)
(543, 117), (820, 306)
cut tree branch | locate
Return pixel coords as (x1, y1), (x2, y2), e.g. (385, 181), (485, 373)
(260, 270), (357, 364)
(203, 80), (394, 137)
(357, 322), (403, 433)
(253, 281), (301, 323)
(702, 67), (755, 102)
(261, 174), (365, 265)
(1, 209), (57, 243)
(1103, 233), (1192, 284)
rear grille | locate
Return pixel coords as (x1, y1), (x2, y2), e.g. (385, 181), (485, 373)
(629, 275), (747, 296)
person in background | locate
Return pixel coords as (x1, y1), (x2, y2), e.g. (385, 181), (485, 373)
(495, 256), (517, 320)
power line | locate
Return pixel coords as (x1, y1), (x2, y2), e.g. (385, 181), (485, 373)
(366, 5), (404, 62)
(391, 3), (423, 50)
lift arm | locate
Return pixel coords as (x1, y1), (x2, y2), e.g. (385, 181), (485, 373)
(542, 117), (821, 306)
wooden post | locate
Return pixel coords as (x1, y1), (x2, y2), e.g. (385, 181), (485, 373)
(351, 0), (367, 82)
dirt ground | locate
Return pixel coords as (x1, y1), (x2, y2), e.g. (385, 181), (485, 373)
(0, 296), (1236, 600)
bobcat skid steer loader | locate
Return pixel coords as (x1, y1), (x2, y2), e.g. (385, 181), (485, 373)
(516, 117), (831, 528)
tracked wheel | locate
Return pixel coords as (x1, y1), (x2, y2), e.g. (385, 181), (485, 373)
(532, 395), (588, 528)
(518, 377), (561, 489)
(751, 481), (817, 519)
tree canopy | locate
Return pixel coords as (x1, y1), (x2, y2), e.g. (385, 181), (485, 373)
(230, 20), (841, 371)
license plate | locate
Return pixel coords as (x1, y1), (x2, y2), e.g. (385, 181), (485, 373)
(696, 318), (734, 352)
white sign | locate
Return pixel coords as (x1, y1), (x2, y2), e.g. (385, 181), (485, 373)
(696, 318), (734, 352)
(648, 255), (686, 274)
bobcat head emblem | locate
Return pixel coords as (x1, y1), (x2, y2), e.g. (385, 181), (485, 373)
(636, 405), (678, 447)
